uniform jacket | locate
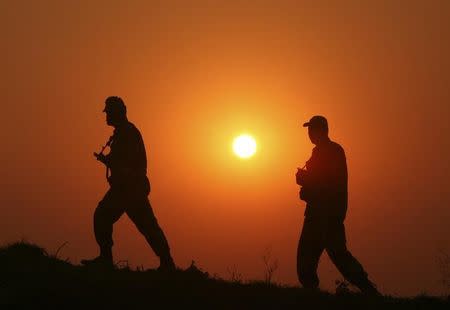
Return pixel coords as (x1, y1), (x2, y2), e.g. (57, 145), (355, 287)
(106, 121), (150, 194)
(300, 138), (348, 220)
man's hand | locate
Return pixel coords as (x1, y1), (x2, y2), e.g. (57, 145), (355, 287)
(296, 168), (308, 186)
(94, 152), (109, 166)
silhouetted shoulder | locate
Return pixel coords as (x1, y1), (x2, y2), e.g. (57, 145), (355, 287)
(121, 122), (143, 139)
(325, 141), (346, 163)
(330, 141), (345, 154)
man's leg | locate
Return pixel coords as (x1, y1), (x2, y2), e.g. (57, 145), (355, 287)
(297, 217), (326, 289)
(325, 220), (380, 295)
(91, 189), (125, 262)
(126, 197), (175, 270)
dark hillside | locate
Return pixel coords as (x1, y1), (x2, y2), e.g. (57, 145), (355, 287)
(0, 242), (448, 309)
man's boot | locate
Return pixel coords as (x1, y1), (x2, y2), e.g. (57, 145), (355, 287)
(355, 278), (382, 296)
(81, 247), (114, 269)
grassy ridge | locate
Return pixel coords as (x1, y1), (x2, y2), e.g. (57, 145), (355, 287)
(0, 241), (448, 309)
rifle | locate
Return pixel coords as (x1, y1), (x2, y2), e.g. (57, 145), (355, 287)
(94, 135), (114, 182)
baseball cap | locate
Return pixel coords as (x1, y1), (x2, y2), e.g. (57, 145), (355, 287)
(103, 96), (126, 114)
(303, 115), (328, 129)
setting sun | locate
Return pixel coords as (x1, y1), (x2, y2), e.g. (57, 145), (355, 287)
(233, 134), (257, 159)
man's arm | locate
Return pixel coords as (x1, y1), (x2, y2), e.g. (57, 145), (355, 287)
(94, 152), (111, 166)
(296, 168), (308, 186)
(296, 151), (316, 203)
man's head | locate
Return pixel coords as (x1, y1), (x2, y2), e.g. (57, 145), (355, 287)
(103, 96), (127, 127)
(303, 115), (329, 145)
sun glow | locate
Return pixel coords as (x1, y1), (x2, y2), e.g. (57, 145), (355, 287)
(233, 134), (257, 159)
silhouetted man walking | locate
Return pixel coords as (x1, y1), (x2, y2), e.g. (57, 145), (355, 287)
(296, 115), (379, 295)
(82, 96), (175, 270)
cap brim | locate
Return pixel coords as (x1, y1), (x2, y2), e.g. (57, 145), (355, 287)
(303, 122), (310, 127)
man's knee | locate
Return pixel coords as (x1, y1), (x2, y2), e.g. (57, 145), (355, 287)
(327, 248), (367, 280)
(94, 198), (120, 229)
(326, 246), (353, 266)
(94, 201), (108, 225)
(128, 202), (160, 234)
(135, 217), (162, 240)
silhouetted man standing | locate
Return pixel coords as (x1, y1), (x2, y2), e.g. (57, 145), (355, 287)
(296, 115), (379, 295)
(82, 96), (175, 270)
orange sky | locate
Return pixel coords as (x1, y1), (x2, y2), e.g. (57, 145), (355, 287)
(1, 1), (450, 296)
